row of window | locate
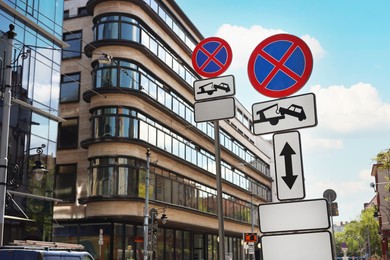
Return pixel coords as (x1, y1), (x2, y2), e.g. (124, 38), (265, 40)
(61, 24), (263, 168)
(56, 157), (258, 224)
(88, 108), (270, 199)
(59, 59), (270, 177)
(63, 6), (88, 19)
(91, 60), (269, 176)
(56, 110), (270, 202)
(91, 13), (268, 173)
(141, 0), (196, 50)
(92, 14), (197, 87)
(54, 222), (243, 260)
(89, 156), (257, 223)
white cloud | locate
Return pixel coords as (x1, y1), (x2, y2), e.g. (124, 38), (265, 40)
(301, 34), (326, 61)
(301, 134), (343, 152)
(310, 83), (390, 133)
(305, 168), (374, 220)
(215, 24), (326, 70)
(216, 24), (284, 69)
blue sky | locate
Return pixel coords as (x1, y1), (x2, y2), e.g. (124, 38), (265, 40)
(176, 0), (390, 222)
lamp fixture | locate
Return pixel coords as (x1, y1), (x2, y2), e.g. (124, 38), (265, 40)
(160, 213), (168, 224)
(7, 144), (48, 185)
(370, 181), (390, 192)
(31, 146), (49, 181)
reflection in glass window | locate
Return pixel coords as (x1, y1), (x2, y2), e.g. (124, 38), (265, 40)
(31, 113), (49, 139)
(60, 72), (80, 103)
(94, 60), (138, 89)
(62, 31), (82, 59)
(92, 108), (138, 138)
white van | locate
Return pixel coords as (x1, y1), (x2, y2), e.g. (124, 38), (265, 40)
(0, 248), (95, 259)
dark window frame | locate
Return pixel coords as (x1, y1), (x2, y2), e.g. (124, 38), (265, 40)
(55, 163), (77, 203)
(62, 31), (82, 60)
(60, 72), (80, 103)
(58, 117), (79, 149)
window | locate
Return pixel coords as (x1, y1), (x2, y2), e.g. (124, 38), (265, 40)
(78, 7), (88, 16)
(64, 10), (69, 19)
(55, 164), (77, 202)
(60, 72), (80, 103)
(62, 31), (82, 59)
(58, 118), (79, 149)
(26, 0), (35, 15)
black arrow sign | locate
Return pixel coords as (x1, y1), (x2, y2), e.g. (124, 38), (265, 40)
(280, 142), (298, 189)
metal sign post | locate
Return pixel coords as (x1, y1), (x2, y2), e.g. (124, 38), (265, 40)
(192, 38), (234, 260)
(214, 120), (225, 260)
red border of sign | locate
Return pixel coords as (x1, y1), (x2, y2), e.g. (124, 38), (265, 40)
(192, 37), (232, 78)
(247, 34), (313, 98)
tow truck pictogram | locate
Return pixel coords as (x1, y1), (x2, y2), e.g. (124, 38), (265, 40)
(197, 82), (231, 95)
(254, 104), (306, 126)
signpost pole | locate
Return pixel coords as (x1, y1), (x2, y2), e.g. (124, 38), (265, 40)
(214, 120), (225, 260)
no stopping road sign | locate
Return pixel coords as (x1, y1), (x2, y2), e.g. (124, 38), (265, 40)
(248, 34), (313, 98)
(192, 37), (232, 78)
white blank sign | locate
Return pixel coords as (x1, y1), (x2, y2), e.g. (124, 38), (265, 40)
(259, 199), (330, 233)
(194, 98), (235, 123)
(261, 231), (333, 260)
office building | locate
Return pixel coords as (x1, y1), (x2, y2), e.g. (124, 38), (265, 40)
(54, 0), (273, 259)
(0, 0), (65, 244)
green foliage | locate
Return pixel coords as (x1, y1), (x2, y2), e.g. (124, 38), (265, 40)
(335, 206), (381, 258)
(375, 148), (390, 168)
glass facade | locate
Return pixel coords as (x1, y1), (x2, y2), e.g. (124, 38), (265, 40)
(4, 0), (63, 39)
(0, 0), (63, 244)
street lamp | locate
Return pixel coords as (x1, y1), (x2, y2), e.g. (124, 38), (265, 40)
(148, 207), (168, 259)
(370, 182), (390, 192)
(30, 145), (49, 181)
(143, 148), (151, 260)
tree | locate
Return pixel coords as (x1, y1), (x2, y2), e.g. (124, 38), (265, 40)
(335, 206), (381, 258)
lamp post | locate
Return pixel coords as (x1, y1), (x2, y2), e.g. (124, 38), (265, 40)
(323, 189), (337, 260)
(143, 148), (151, 260)
(148, 207), (167, 259)
(0, 24), (16, 246)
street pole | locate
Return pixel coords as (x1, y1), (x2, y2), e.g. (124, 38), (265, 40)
(250, 191), (254, 260)
(0, 24), (16, 246)
(143, 148), (151, 260)
(214, 120), (225, 260)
